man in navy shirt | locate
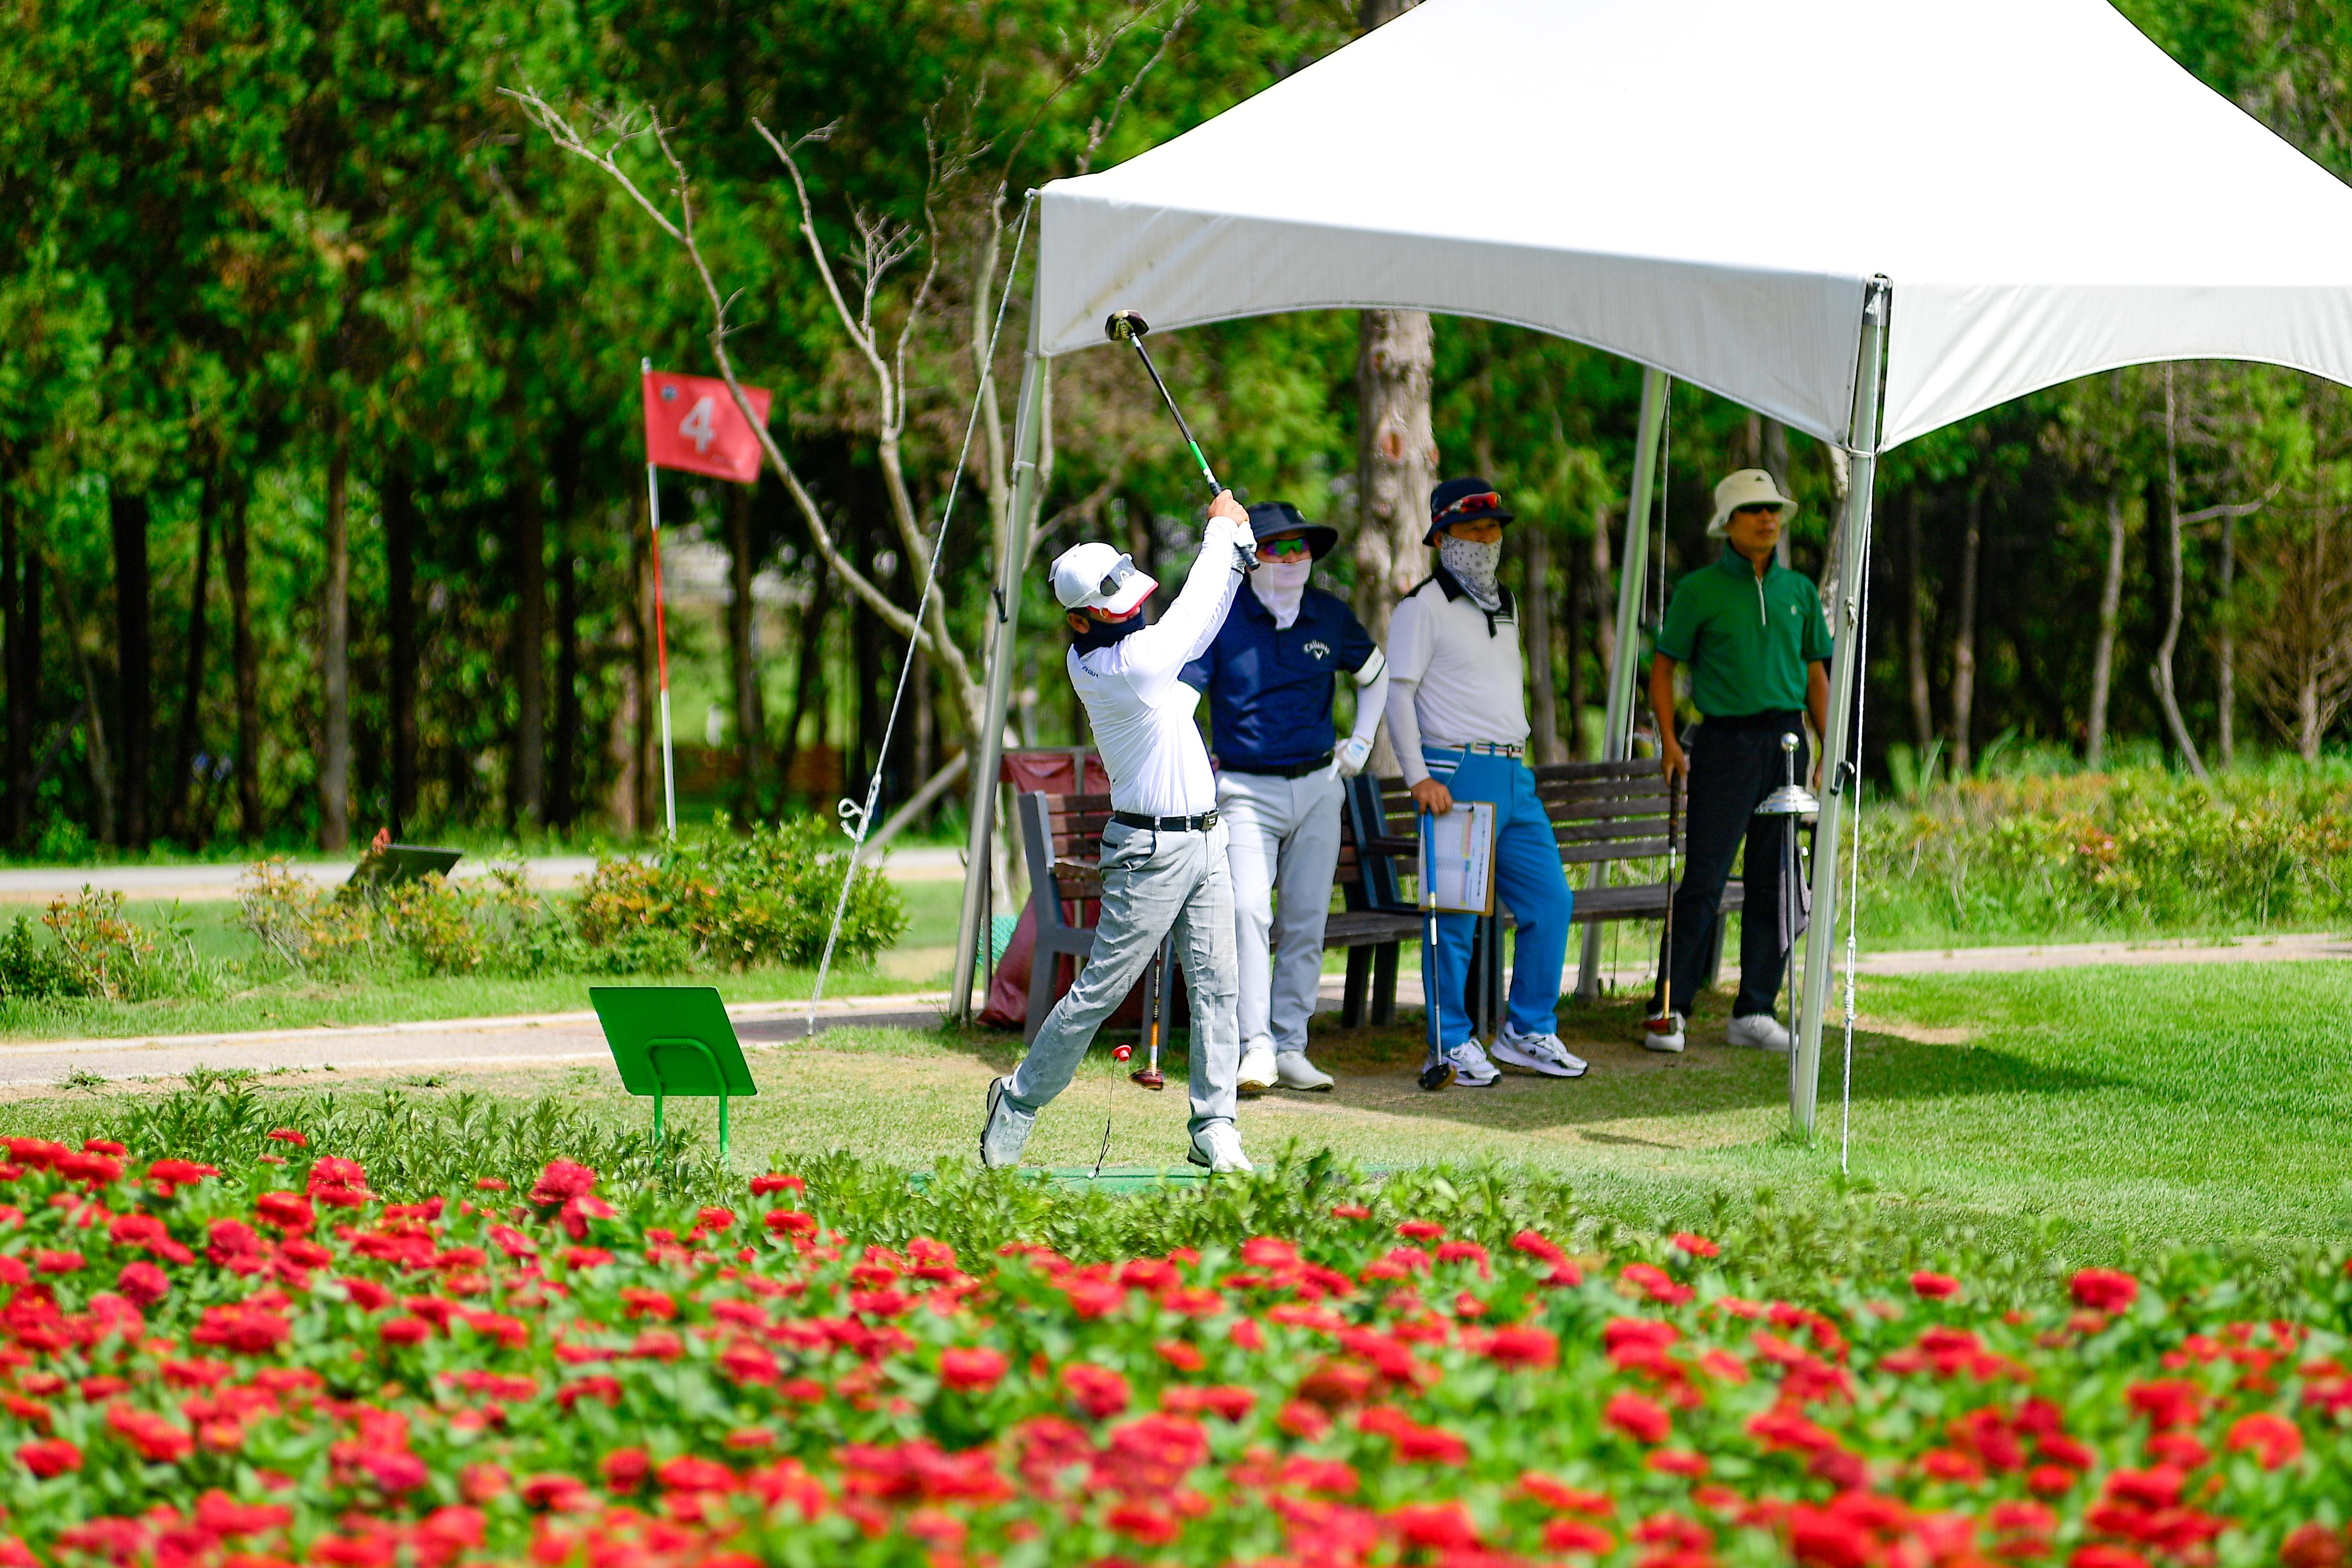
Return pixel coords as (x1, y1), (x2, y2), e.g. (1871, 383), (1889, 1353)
(1182, 503), (1389, 1095)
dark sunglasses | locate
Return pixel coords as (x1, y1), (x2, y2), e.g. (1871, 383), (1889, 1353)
(1257, 536), (1313, 559)
(1096, 554), (1136, 598)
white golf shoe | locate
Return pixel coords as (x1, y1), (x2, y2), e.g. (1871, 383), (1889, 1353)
(1187, 1122), (1254, 1174)
(1642, 1011), (1686, 1053)
(1440, 1036), (1500, 1088)
(1492, 1026), (1589, 1078)
(1275, 1052), (1334, 1091)
(980, 1077), (1034, 1169)
(1726, 1013), (1793, 1053)
(1235, 1043), (1279, 1097)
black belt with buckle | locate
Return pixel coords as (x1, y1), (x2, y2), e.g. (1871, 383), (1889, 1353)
(1112, 810), (1220, 832)
(1223, 752), (1334, 780)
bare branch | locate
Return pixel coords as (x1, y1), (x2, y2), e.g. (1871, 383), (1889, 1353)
(1074, 0), (1195, 176)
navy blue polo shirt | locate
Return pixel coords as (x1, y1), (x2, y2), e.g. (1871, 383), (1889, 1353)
(1180, 585), (1378, 773)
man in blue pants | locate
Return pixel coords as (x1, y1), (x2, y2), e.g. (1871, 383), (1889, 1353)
(1384, 478), (1586, 1088)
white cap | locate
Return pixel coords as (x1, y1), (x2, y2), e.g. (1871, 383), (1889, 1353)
(1051, 542), (1157, 616)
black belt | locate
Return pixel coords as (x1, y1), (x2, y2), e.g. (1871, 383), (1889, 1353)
(1113, 809), (1219, 832)
(1701, 709), (1806, 735)
(1220, 752), (1333, 780)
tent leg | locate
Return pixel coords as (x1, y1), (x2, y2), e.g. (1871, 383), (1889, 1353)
(949, 336), (1049, 1024)
(1576, 366), (1668, 1002)
(1792, 281), (1889, 1134)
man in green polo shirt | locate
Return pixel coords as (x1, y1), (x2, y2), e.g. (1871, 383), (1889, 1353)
(1642, 468), (1831, 1053)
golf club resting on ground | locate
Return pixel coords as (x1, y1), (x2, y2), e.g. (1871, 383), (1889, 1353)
(977, 332), (1833, 1170)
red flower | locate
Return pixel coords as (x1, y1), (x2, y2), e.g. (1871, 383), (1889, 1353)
(1544, 1519), (1616, 1554)
(265, 1128), (308, 1146)
(764, 1209), (817, 1237)
(529, 1160), (598, 1206)
(1277, 1400), (1332, 1439)
(1330, 1204), (1371, 1220)
(1910, 1270), (1962, 1300)
(2070, 1549), (2150, 1568)
(749, 1173), (805, 1196)
(115, 1261), (169, 1306)
(17, 1438), (79, 1478)
(600, 1448), (650, 1489)
(107, 1403), (193, 1464)
(1106, 1504), (1179, 1545)
(1482, 1325), (1558, 1369)
(2282, 1525), (2349, 1568)
(1064, 1362), (1131, 1419)
(940, 1348), (1009, 1392)
(1669, 1232), (1719, 1258)
(2125, 1379), (2201, 1430)
(2070, 1268), (2140, 1313)
(1394, 1220), (1445, 1242)
(380, 1317), (433, 1347)
(2224, 1411), (2302, 1470)
(658, 1455), (736, 1492)
(190, 1304), (291, 1355)
(1604, 1392), (1671, 1444)
(1648, 1448), (1709, 1477)
(34, 1249), (84, 1274)
(1619, 1263), (1694, 1305)
(1388, 1502), (1478, 1549)
(255, 1191), (314, 1235)
(1510, 1229), (1566, 1264)
(695, 1205), (737, 1232)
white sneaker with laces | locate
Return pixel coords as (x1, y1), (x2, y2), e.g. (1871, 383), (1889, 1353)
(1492, 1026), (1589, 1078)
(1275, 1052), (1334, 1091)
(1235, 1043), (1278, 1097)
(1187, 1122), (1254, 1174)
(980, 1077), (1034, 1169)
(1442, 1036), (1500, 1088)
(1642, 1011), (1686, 1053)
(1726, 1013), (1793, 1053)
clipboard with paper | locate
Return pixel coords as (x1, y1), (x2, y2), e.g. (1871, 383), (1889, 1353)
(1419, 800), (1497, 914)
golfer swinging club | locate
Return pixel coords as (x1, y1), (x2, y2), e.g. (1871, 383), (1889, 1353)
(1644, 469), (1832, 1053)
(1386, 478), (1586, 1086)
(982, 492), (1258, 1174)
(1181, 502), (1389, 1096)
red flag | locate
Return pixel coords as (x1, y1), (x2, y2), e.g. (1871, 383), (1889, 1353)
(642, 370), (772, 484)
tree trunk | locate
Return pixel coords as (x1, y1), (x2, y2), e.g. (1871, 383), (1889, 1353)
(384, 466), (418, 838)
(164, 479), (216, 841)
(1352, 307), (1437, 650)
(512, 472), (545, 827)
(1563, 519), (1587, 759)
(2150, 365), (2210, 782)
(1904, 491), (1933, 760)
(319, 430), (350, 851)
(49, 554), (113, 845)
(226, 490), (261, 838)
(2216, 510), (2235, 771)
(2, 489), (28, 845)
(779, 552), (830, 795)
(913, 644), (935, 820)
(1521, 524), (1562, 763)
(552, 516), (581, 828)
(1761, 416), (1791, 568)
(2086, 489), (2129, 771)
(725, 481), (765, 812)
(109, 491), (150, 846)
(1949, 483), (1982, 776)
(1817, 443), (1853, 621)
(1589, 505), (1615, 683)
(632, 492), (656, 836)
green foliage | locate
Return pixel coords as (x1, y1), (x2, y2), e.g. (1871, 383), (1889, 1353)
(0, 890), (219, 1001)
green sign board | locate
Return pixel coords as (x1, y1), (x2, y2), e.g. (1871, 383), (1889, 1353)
(588, 986), (758, 1160)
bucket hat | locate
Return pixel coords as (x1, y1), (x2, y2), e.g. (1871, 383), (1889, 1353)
(1247, 501), (1339, 561)
(1424, 477), (1515, 545)
(1706, 469), (1799, 537)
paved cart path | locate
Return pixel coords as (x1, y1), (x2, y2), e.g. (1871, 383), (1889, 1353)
(1, 930), (2342, 1089)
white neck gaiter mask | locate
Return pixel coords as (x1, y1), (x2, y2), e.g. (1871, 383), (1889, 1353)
(1251, 558), (1313, 628)
(1439, 535), (1504, 611)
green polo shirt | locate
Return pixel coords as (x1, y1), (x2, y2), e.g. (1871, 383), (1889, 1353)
(1655, 548), (1833, 718)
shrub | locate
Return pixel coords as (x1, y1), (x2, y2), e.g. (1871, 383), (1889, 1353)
(0, 890), (216, 1002)
(236, 859), (377, 977)
(575, 815), (906, 970)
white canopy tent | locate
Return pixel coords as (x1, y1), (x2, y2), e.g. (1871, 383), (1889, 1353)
(951, 0), (2352, 1129)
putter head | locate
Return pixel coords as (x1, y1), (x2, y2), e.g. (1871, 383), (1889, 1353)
(1130, 1068), (1165, 1091)
(1417, 1060), (1456, 1093)
(1105, 310), (1150, 343)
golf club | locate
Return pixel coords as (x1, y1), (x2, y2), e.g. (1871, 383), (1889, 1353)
(1131, 937), (1168, 1091)
(1105, 311), (1256, 573)
(1417, 806), (1456, 1092)
(1644, 765), (1682, 1039)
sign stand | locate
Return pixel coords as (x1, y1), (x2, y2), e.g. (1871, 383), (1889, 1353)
(346, 845), (462, 891)
(589, 987), (758, 1162)
(641, 356), (677, 840)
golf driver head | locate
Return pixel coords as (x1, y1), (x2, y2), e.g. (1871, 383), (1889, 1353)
(1105, 310), (1150, 343)
(1130, 1068), (1165, 1091)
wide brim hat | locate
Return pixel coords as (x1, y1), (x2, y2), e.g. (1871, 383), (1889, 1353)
(1424, 476), (1515, 545)
(1050, 541), (1157, 616)
(1707, 469), (1799, 537)
(1247, 501), (1338, 561)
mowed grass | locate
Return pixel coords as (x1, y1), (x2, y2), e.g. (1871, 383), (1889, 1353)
(13, 958), (2349, 1259)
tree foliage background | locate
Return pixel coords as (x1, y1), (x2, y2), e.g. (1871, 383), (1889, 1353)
(3, 0), (2349, 856)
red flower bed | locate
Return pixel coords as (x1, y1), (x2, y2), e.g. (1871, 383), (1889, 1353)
(0, 1135), (2345, 1567)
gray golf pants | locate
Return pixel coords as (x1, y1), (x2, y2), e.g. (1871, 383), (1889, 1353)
(1007, 818), (1240, 1138)
(1216, 767), (1343, 1056)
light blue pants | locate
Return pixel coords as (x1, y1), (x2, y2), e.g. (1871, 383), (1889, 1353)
(1216, 767), (1345, 1057)
(1008, 819), (1240, 1138)
(1421, 750), (1574, 1049)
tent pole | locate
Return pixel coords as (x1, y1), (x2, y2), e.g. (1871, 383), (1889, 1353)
(1792, 280), (1889, 1133)
(949, 335), (1049, 1024)
(1576, 365), (1669, 1001)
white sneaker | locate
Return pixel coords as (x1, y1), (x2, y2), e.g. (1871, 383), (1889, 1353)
(1441, 1037), (1499, 1088)
(1275, 1052), (1334, 1092)
(1187, 1122), (1253, 1174)
(1642, 1012), (1686, 1053)
(980, 1077), (1034, 1169)
(1726, 1013), (1793, 1053)
(1235, 1043), (1278, 1097)
(1492, 1027), (1588, 1078)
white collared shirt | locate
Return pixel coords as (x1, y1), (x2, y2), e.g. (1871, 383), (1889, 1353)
(1382, 568), (1530, 784)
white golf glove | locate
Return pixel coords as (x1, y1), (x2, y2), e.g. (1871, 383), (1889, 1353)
(1336, 736), (1374, 777)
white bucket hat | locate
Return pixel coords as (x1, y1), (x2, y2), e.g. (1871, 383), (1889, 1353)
(1706, 469), (1799, 537)
(1051, 541), (1157, 616)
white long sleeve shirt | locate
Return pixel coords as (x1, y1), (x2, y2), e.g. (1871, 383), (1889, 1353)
(1069, 517), (1246, 816)
(1382, 567), (1531, 786)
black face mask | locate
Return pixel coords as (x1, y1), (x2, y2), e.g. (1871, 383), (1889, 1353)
(1073, 614), (1145, 655)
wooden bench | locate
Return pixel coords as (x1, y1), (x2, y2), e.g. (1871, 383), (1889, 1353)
(1013, 759), (1742, 1044)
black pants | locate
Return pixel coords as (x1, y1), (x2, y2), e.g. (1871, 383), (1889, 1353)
(1651, 717), (1808, 1020)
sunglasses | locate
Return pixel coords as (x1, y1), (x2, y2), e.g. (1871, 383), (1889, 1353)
(1434, 490), (1502, 521)
(1257, 536), (1313, 559)
(1094, 553), (1137, 599)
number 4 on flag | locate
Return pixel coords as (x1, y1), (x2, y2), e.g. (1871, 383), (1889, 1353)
(642, 369), (773, 485)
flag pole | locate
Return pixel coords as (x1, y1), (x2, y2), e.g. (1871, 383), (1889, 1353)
(643, 357), (677, 840)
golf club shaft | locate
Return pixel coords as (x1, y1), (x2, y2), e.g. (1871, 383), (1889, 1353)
(1122, 338), (1219, 495)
